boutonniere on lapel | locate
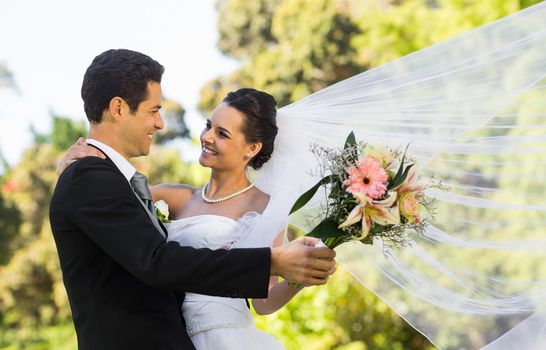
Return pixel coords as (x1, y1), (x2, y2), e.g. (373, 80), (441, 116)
(154, 200), (171, 224)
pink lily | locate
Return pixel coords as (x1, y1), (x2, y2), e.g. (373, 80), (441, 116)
(339, 191), (400, 239)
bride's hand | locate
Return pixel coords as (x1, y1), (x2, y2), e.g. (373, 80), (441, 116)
(56, 137), (106, 174)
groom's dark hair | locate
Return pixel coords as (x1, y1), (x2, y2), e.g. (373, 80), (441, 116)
(81, 49), (165, 123)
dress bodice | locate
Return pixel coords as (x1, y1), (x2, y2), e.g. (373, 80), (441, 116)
(167, 214), (243, 249)
(166, 214), (258, 336)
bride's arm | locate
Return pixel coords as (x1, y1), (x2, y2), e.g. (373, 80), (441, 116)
(251, 231), (307, 315)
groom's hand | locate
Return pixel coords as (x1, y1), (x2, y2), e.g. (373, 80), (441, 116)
(270, 237), (336, 286)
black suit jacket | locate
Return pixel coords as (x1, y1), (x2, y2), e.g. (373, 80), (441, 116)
(49, 154), (270, 350)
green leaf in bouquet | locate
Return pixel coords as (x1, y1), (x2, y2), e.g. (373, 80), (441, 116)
(289, 175), (335, 214)
(387, 144), (414, 190)
(305, 218), (346, 241)
(370, 223), (386, 234)
(389, 163), (415, 191)
(344, 131), (356, 149)
(393, 145), (409, 180)
(360, 235), (374, 245)
(387, 170), (397, 180)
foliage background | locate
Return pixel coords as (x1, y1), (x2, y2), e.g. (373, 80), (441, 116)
(0, 0), (541, 349)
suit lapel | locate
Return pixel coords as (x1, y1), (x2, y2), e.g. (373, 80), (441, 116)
(158, 219), (168, 238)
(87, 143), (167, 239)
(132, 194), (167, 239)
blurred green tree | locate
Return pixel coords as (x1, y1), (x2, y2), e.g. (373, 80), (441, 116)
(201, 0), (362, 111)
(0, 194), (21, 266)
(31, 116), (87, 151)
(0, 65), (23, 267)
(0, 144), (64, 329)
(201, 0), (542, 112)
(216, 0), (282, 59)
(154, 98), (191, 144)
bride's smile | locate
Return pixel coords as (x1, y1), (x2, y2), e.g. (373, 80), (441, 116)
(199, 102), (262, 172)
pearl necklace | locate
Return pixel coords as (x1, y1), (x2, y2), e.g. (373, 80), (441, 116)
(201, 183), (255, 204)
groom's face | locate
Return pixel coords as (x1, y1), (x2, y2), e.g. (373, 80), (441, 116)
(119, 81), (164, 158)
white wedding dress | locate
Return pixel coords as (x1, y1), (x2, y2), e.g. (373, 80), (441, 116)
(166, 214), (285, 350)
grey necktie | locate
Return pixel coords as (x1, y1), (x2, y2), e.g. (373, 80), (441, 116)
(130, 172), (157, 219)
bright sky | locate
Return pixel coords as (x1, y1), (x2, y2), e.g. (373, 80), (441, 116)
(0, 0), (238, 166)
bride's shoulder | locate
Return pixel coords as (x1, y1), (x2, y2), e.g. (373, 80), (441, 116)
(247, 187), (270, 214)
(150, 183), (197, 214)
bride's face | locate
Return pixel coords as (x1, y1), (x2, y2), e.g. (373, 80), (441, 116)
(199, 102), (260, 171)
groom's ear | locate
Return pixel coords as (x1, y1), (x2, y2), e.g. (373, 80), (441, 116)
(108, 97), (126, 122)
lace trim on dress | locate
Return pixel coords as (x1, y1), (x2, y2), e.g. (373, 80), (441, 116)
(183, 294), (255, 336)
(187, 320), (256, 337)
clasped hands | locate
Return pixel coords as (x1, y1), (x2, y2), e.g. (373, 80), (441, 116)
(271, 237), (336, 287)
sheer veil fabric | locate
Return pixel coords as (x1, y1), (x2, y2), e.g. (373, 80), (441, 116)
(231, 2), (546, 349)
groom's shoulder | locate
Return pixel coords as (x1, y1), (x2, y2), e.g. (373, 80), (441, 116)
(59, 156), (121, 185)
(52, 157), (123, 208)
(74, 155), (115, 169)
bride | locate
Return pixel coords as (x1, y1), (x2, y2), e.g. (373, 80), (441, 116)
(153, 88), (297, 349)
(59, 2), (546, 348)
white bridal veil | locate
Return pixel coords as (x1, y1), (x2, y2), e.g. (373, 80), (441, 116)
(232, 2), (546, 349)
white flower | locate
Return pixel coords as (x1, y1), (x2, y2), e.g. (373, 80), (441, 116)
(154, 200), (170, 223)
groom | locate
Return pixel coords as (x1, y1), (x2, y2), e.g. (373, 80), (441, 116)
(49, 49), (336, 350)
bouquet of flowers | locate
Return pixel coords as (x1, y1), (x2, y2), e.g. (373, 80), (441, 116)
(290, 132), (439, 249)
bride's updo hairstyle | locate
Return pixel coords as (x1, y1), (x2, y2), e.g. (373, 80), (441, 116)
(223, 88), (278, 170)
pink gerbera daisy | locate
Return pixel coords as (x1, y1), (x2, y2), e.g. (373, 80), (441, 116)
(343, 156), (388, 199)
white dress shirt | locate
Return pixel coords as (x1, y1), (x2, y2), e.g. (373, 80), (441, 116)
(86, 139), (136, 183)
